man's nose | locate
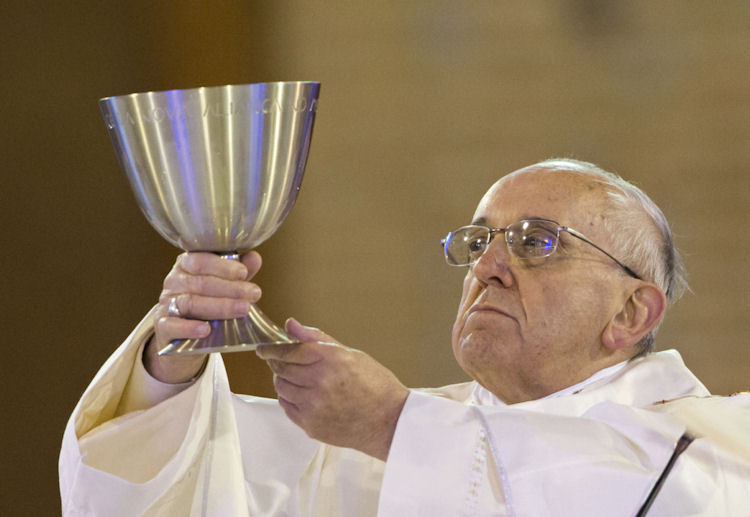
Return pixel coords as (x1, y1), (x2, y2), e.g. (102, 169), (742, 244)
(471, 237), (514, 287)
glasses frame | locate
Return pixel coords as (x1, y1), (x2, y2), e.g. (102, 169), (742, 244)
(441, 218), (641, 279)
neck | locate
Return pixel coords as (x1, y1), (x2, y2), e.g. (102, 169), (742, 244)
(494, 349), (636, 404)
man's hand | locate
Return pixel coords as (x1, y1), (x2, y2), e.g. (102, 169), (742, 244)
(145, 251), (263, 384)
(256, 319), (410, 461)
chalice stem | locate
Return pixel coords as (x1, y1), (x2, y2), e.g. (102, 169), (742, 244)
(159, 303), (297, 356)
(158, 253), (297, 356)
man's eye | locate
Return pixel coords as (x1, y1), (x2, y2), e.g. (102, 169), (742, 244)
(522, 236), (549, 247)
(467, 238), (486, 253)
(520, 233), (555, 253)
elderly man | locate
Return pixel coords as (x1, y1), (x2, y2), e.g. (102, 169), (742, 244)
(60, 159), (749, 516)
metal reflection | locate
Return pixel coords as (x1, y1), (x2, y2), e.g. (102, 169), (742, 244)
(99, 81), (320, 355)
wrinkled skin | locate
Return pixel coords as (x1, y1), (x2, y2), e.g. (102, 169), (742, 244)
(451, 165), (652, 403)
(257, 321), (408, 461)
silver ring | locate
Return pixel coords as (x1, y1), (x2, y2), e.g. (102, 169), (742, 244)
(167, 296), (182, 318)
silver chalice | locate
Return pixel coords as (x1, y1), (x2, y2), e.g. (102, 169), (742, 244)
(99, 81), (320, 355)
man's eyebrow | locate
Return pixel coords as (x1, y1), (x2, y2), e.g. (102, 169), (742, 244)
(470, 215), (557, 227)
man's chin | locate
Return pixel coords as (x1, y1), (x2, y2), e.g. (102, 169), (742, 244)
(455, 314), (516, 343)
(454, 329), (503, 363)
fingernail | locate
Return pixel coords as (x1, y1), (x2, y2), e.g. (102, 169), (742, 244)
(198, 322), (211, 336)
(249, 285), (262, 300)
(285, 318), (311, 336)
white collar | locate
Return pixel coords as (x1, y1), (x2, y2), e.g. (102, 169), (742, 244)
(469, 350), (710, 411)
(470, 360), (629, 407)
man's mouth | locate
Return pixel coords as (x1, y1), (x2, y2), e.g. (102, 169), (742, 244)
(467, 303), (513, 319)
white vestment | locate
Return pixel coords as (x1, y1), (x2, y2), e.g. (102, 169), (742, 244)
(60, 309), (750, 516)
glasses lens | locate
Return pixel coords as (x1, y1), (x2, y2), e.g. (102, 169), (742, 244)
(444, 226), (489, 265)
(507, 220), (558, 258)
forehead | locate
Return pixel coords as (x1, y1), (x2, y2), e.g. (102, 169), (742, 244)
(473, 167), (607, 228)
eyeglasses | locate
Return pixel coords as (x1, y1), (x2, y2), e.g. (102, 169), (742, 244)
(441, 218), (641, 279)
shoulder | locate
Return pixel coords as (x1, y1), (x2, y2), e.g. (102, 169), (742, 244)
(647, 392), (750, 466)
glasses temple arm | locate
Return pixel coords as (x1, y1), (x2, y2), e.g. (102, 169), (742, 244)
(563, 228), (641, 280)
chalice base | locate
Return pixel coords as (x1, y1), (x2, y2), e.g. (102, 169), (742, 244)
(158, 303), (297, 356)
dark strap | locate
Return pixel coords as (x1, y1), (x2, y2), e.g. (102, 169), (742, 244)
(635, 432), (694, 517)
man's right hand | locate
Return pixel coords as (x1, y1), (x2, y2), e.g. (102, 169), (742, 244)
(144, 251), (263, 383)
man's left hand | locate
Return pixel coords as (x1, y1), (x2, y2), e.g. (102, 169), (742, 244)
(256, 319), (409, 461)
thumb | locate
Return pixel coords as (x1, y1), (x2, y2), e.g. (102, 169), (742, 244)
(285, 317), (339, 344)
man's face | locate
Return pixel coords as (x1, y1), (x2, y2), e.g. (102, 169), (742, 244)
(451, 166), (633, 403)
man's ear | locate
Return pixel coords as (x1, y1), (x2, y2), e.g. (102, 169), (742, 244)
(602, 284), (667, 350)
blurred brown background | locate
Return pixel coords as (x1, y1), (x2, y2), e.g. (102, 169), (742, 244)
(2, 1), (748, 514)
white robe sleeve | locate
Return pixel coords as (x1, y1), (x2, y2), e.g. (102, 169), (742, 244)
(379, 390), (750, 517)
(58, 309), (324, 517)
(113, 338), (197, 416)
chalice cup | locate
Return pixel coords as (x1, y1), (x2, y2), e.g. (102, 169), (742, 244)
(99, 81), (320, 355)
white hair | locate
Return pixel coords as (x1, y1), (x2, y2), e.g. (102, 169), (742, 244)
(535, 158), (688, 356)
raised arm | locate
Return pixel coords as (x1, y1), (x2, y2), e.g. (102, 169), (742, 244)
(60, 250), (330, 517)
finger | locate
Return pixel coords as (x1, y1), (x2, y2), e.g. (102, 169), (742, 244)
(273, 373), (308, 404)
(284, 318), (340, 345)
(154, 315), (211, 344)
(277, 396), (303, 427)
(163, 272), (261, 302)
(266, 359), (317, 387)
(240, 251), (262, 281)
(177, 252), (249, 281)
(160, 293), (251, 320)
